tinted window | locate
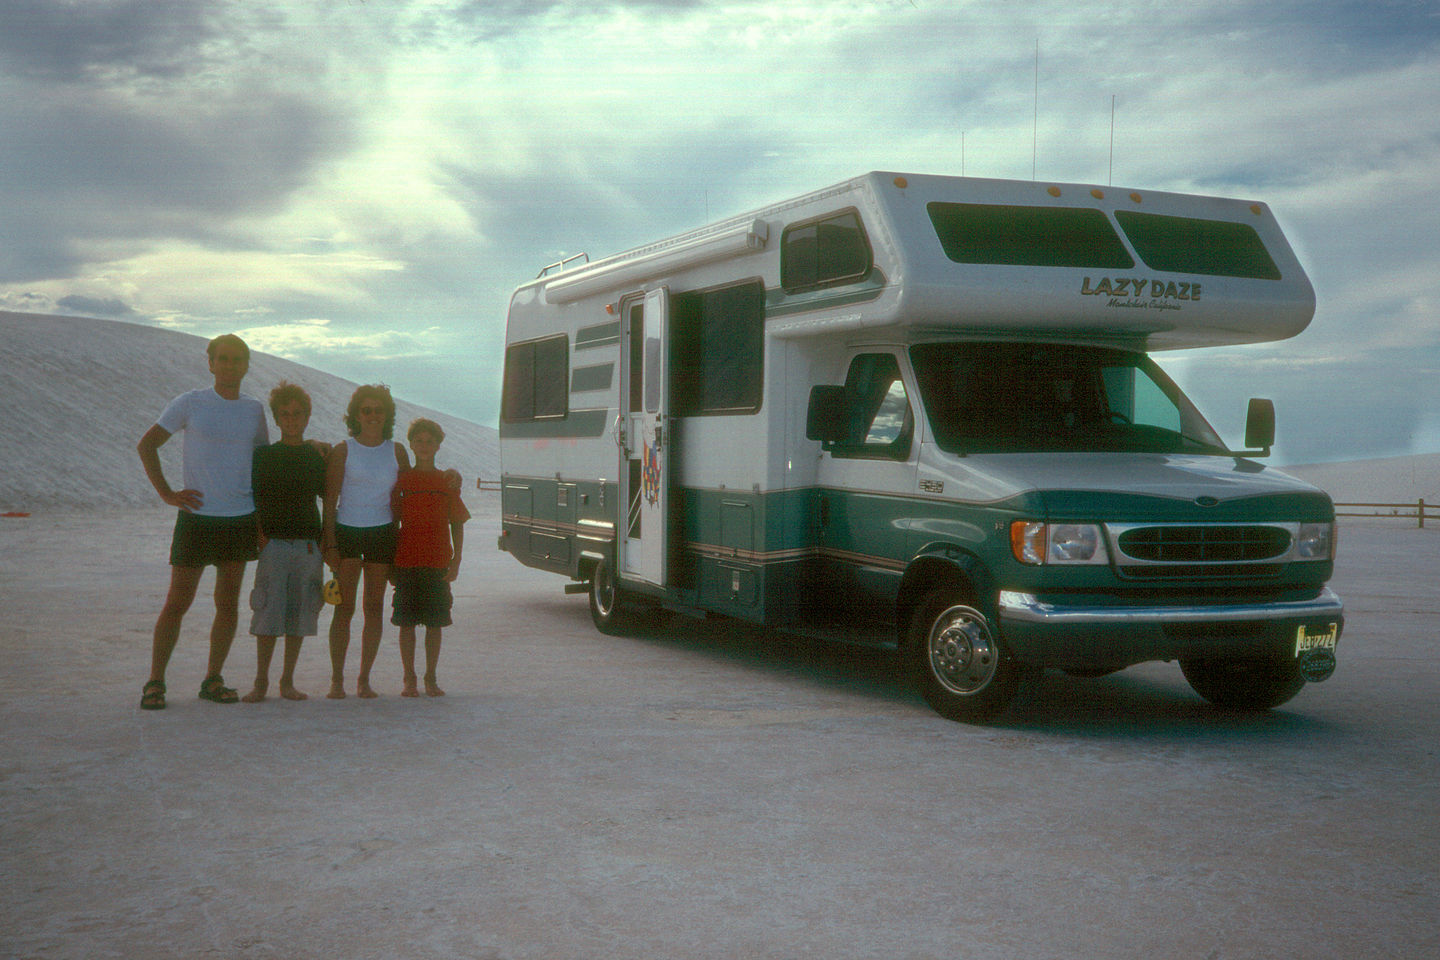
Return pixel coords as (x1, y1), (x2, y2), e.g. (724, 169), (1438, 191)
(781, 210), (872, 292)
(910, 342), (1224, 454)
(502, 335), (568, 421)
(672, 280), (765, 415)
(828, 353), (913, 460)
(1114, 210), (1282, 279)
(927, 203), (1134, 269)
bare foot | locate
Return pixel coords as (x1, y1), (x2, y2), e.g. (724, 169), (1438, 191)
(356, 681), (379, 699)
(401, 677), (419, 698)
(424, 678), (445, 697)
(280, 684), (308, 701)
(241, 682), (268, 703)
(327, 680), (347, 700)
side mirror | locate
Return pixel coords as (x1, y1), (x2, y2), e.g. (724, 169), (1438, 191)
(1243, 398), (1275, 456)
(806, 385), (848, 443)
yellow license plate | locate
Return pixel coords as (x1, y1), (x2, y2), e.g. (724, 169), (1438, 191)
(1295, 622), (1339, 656)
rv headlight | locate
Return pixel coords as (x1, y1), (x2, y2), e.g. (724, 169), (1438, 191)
(1010, 522), (1109, 565)
(1294, 522), (1335, 561)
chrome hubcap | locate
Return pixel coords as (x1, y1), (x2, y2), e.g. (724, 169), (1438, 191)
(593, 564), (616, 616)
(928, 606), (997, 695)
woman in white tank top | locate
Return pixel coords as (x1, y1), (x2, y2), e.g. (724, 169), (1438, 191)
(322, 385), (409, 700)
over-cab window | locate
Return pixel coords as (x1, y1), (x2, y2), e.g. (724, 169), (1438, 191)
(1114, 211), (1282, 280)
(671, 280), (765, 416)
(781, 209), (872, 293)
(927, 203), (1134, 269)
(831, 353), (913, 460)
(502, 334), (568, 421)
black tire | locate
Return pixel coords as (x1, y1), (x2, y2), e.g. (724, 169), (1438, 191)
(909, 589), (1020, 723)
(1180, 657), (1306, 710)
(587, 559), (632, 635)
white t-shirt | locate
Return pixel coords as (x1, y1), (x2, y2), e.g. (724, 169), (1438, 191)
(156, 388), (269, 517)
(336, 437), (400, 527)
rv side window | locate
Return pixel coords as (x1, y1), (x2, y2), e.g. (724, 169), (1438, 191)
(1113, 210), (1282, 280)
(781, 209), (872, 293)
(501, 334), (569, 421)
(829, 353), (913, 461)
(671, 280), (764, 416)
(926, 203), (1134, 269)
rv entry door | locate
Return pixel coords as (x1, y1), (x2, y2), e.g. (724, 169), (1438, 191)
(618, 287), (670, 587)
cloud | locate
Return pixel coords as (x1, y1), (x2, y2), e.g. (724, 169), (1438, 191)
(55, 294), (136, 318)
(0, 0), (215, 84)
(0, 0), (364, 282)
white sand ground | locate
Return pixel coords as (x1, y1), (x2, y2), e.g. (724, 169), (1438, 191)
(1, 503), (1437, 959)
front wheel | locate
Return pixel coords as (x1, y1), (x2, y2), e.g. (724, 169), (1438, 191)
(909, 590), (1020, 723)
(1180, 657), (1306, 710)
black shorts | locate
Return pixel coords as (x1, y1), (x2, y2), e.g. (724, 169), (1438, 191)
(335, 523), (397, 564)
(391, 567), (453, 629)
(170, 511), (259, 568)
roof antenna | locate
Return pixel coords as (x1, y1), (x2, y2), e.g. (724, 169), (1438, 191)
(1109, 94), (1116, 185)
(1032, 39), (1039, 180)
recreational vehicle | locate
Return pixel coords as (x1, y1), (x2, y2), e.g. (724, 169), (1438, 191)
(498, 171), (1343, 722)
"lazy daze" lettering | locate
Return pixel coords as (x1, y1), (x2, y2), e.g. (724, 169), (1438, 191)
(1081, 277), (1202, 301)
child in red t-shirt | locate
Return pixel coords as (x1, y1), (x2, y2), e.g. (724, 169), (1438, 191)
(390, 419), (470, 697)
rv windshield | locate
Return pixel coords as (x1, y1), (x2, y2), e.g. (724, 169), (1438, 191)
(910, 342), (1227, 455)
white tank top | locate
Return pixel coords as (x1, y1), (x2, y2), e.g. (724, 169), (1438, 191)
(336, 438), (399, 527)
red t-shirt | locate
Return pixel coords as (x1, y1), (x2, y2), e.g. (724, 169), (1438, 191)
(391, 469), (470, 568)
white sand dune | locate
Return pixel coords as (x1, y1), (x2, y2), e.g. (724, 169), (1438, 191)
(1, 311), (498, 511)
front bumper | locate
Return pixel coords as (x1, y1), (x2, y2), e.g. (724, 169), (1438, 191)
(996, 586), (1344, 670)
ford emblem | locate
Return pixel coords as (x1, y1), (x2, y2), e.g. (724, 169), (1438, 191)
(1195, 496), (1219, 507)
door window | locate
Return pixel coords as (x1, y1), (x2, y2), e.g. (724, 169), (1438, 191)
(831, 353), (913, 460)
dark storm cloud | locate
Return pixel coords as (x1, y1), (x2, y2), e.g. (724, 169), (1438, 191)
(0, 1), (356, 283)
(1261, 0), (1440, 69)
(56, 294), (137, 318)
(0, 0), (216, 83)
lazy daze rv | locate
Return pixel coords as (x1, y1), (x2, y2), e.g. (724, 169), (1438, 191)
(498, 172), (1343, 722)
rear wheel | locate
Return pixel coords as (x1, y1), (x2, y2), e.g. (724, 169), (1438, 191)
(588, 560), (631, 634)
(909, 589), (1020, 723)
(1180, 657), (1306, 710)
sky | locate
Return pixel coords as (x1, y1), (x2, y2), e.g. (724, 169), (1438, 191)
(1, 0), (1437, 464)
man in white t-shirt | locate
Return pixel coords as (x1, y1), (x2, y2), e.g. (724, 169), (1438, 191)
(137, 334), (269, 710)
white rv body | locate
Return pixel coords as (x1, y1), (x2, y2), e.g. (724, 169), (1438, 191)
(498, 172), (1342, 721)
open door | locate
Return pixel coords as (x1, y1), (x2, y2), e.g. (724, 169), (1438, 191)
(618, 287), (669, 587)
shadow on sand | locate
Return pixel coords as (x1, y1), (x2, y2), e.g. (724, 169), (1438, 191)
(566, 600), (1347, 744)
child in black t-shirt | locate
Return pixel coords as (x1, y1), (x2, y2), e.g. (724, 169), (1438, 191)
(241, 383), (330, 703)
